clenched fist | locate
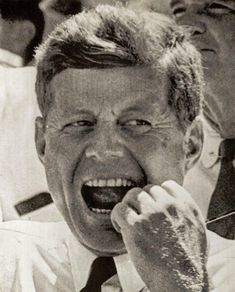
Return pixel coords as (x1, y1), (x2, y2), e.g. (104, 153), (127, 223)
(111, 181), (209, 292)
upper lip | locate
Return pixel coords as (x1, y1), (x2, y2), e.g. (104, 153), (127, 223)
(191, 37), (218, 55)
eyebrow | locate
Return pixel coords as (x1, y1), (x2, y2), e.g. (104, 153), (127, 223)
(67, 109), (95, 116)
(119, 102), (164, 117)
(120, 105), (146, 114)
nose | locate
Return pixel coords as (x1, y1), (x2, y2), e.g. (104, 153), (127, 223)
(175, 3), (207, 37)
(180, 18), (207, 37)
(85, 127), (124, 161)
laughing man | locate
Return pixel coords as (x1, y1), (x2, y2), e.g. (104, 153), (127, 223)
(0, 5), (235, 292)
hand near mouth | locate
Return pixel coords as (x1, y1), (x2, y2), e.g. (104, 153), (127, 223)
(111, 181), (209, 292)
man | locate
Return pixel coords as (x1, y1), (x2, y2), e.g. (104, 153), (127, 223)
(170, 0), (235, 239)
(0, 0), (44, 67)
(0, 5), (234, 291)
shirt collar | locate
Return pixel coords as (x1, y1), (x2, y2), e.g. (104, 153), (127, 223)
(68, 233), (145, 292)
(200, 115), (223, 169)
(0, 48), (24, 67)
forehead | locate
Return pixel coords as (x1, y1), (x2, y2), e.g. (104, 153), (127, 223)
(49, 66), (169, 113)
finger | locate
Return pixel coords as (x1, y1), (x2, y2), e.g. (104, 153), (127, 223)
(161, 181), (204, 221)
(123, 187), (160, 216)
(144, 184), (176, 205)
(122, 187), (143, 214)
(135, 189), (160, 215)
(111, 202), (139, 232)
(143, 184), (182, 219)
(161, 180), (192, 201)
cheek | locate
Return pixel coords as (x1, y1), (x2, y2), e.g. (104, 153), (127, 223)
(45, 133), (85, 170)
(130, 131), (185, 184)
(44, 135), (83, 199)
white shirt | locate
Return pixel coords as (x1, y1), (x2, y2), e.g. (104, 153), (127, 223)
(0, 220), (234, 292)
(0, 67), (61, 221)
(0, 48), (24, 68)
(183, 116), (235, 218)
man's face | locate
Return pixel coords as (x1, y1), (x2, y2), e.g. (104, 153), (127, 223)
(171, 0), (235, 138)
(38, 67), (187, 256)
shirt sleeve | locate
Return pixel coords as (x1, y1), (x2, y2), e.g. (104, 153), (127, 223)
(0, 221), (74, 292)
(207, 230), (235, 292)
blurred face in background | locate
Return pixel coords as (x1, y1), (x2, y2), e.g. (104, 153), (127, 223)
(171, 0), (235, 138)
(0, 15), (35, 60)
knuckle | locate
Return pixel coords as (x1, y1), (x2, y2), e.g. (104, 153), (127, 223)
(166, 203), (178, 217)
(143, 184), (156, 192)
(112, 202), (125, 217)
(123, 187), (142, 203)
(148, 185), (164, 194)
(161, 180), (177, 188)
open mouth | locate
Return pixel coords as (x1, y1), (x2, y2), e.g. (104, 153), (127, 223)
(81, 178), (137, 215)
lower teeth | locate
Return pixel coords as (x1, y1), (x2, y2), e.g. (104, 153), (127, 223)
(90, 207), (111, 214)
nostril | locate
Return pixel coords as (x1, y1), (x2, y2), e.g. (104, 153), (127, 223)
(182, 23), (206, 37)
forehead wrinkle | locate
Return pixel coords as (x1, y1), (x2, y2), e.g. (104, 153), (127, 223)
(49, 67), (169, 119)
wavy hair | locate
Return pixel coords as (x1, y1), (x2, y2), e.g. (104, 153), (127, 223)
(35, 5), (203, 129)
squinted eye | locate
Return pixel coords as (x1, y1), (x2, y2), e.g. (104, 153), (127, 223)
(172, 5), (186, 18)
(119, 119), (152, 134)
(64, 120), (95, 129)
(171, 1), (187, 18)
(206, 2), (232, 15)
(122, 119), (151, 126)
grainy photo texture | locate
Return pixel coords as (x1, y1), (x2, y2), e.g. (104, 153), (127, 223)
(0, 0), (234, 291)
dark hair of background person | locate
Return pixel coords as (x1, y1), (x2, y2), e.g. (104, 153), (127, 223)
(50, 0), (82, 16)
(0, 0), (45, 65)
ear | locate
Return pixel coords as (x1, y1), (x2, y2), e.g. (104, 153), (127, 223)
(35, 116), (46, 165)
(183, 117), (203, 173)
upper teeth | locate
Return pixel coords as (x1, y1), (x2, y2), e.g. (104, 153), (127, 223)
(84, 178), (134, 187)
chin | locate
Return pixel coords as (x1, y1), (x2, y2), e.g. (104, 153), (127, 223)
(74, 226), (127, 256)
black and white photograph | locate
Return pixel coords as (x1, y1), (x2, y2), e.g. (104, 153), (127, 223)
(0, 0), (234, 291)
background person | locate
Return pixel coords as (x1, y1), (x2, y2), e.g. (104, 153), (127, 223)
(40, 0), (82, 39)
(0, 0), (44, 67)
(170, 0), (235, 239)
